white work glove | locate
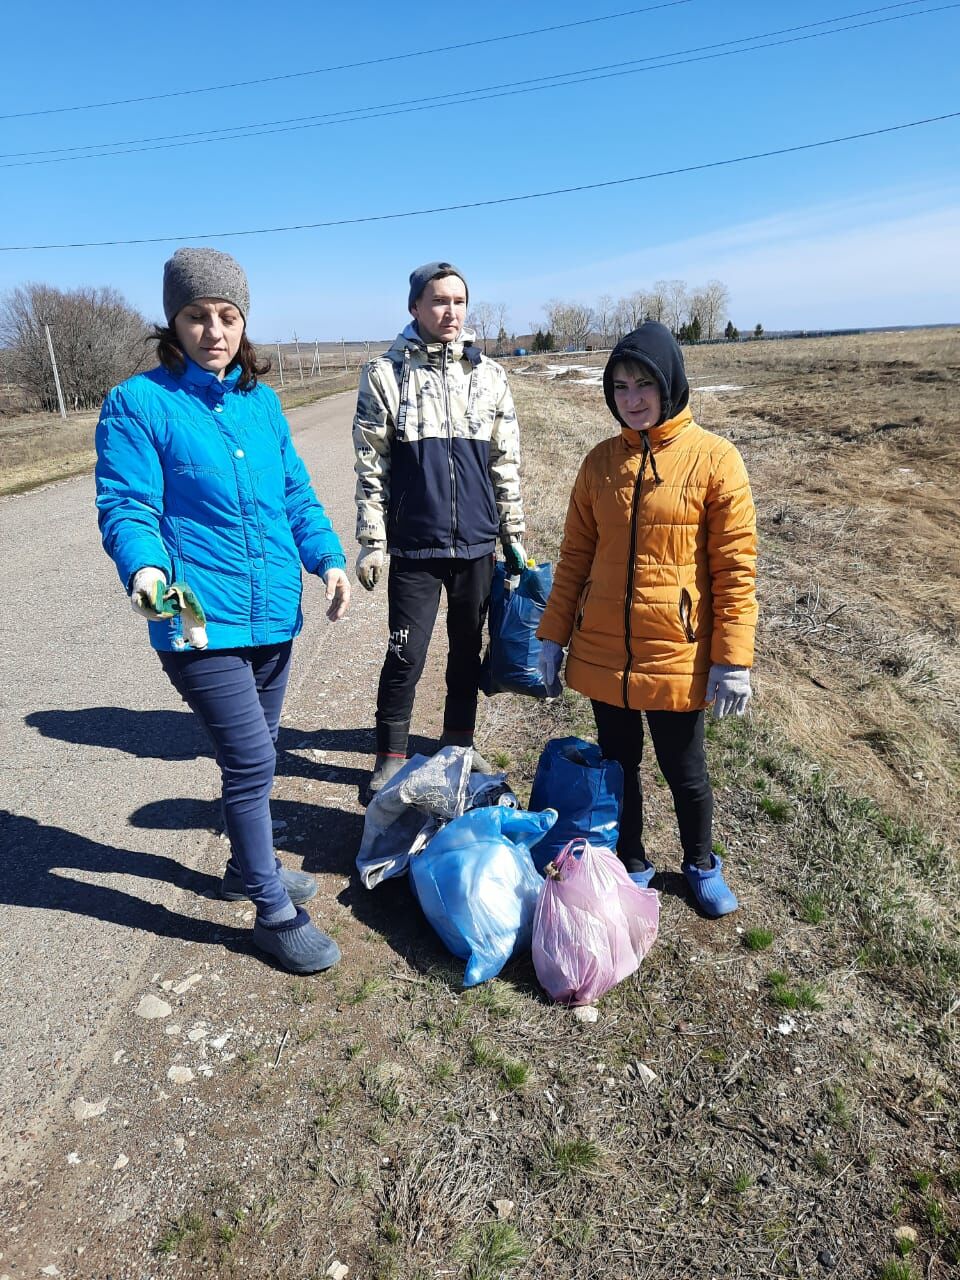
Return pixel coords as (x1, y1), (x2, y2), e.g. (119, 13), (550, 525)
(502, 537), (527, 575)
(323, 567), (351, 621)
(356, 544), (385, 591)
(129, 567), (168, 619)
(706, 663), (752, 718)
(537, 640), (565, 697)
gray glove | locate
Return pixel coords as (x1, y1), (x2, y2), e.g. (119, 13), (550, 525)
(356, 544), (385, 591)
(537, 640), (564, 697)
(706, 664), (752, 718)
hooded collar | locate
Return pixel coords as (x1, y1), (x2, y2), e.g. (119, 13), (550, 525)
(620, 404), (693, 451)
(394, 322), (482, 367)
(603, 321), (690, 429)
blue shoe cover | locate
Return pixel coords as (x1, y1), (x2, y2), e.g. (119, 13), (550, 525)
(683, 855), (738, 917)
(628, 861), (656, 889)
(222, 862), (317, 906)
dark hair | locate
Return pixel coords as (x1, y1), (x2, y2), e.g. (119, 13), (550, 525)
(150, 325), (271, 391)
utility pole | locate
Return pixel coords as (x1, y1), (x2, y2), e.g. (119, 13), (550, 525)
(341, 338), (348, 372)
(43, 322), (67, 420)
(275, 342), (284, 388)
(293, 332), (304, 384)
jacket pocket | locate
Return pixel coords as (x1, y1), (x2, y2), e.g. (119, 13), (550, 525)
(678, 588), (697, 642)
(575, 581), (592, 631)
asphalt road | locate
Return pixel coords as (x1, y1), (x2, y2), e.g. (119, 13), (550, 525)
(0, 390), (361, 1186)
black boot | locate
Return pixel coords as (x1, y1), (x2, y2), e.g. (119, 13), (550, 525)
(365, 719), (410, 804)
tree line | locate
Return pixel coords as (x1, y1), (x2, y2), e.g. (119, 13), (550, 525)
(468, 279), (762, 354)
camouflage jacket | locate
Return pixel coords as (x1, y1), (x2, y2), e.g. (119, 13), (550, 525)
(353, 325), (524, 559)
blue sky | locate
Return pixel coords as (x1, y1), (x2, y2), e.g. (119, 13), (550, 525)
(1, 0), (958, 339)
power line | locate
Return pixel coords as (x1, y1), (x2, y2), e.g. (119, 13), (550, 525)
(0, 0), (693, 121)
(2, 2), (947, 167)
(2, 110), (955, 253)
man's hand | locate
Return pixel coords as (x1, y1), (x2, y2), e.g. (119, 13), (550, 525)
(706, 664), (752, 718)
(537, 639), (564, 696)
(129, 567), (168, 619)
(502, 537), (527, 574)
(324, 568), (351, 621)
(356, 545), (385, 591)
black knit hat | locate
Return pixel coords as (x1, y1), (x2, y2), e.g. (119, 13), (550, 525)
(603, 322), (690, 427)
(407, 261), (469, 310)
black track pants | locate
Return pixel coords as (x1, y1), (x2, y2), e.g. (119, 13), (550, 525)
(591, 700), (714, 871)
(375, 555), (495, 754)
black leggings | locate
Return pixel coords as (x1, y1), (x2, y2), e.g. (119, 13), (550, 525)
(375, 555), (495, 754)
(591, 701), (713, 872)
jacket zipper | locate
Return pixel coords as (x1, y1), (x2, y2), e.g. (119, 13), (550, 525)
(441, 345), (458, 556)
(622, 443), (650, 707)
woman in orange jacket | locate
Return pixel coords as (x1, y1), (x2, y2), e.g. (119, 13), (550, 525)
(536, 322), (757, 916)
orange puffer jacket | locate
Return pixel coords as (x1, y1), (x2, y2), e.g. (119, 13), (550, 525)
(537, 407), (757, 712)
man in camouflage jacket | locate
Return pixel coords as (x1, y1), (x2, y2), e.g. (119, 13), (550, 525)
(353, 261), (526, 798)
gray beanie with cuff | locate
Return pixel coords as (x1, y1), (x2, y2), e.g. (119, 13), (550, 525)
(407, 260), (468, 311)
(163, 247), (250, 324)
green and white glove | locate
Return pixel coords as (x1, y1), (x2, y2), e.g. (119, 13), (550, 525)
(706, 664), (752, 718)
(356, 544), (385, 591)
(129, 567), (168, 619)
(502, 537), (527, 575)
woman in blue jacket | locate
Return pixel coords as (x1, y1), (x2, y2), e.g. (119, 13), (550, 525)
(95, 247), (350, 975)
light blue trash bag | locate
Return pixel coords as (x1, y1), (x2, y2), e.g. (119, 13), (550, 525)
(410, 805), (558, 987)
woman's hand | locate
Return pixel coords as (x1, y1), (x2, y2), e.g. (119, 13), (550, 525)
(706, 664), (752, 717)
(323, 567), (351, 621)
(129, 567), (168, 619)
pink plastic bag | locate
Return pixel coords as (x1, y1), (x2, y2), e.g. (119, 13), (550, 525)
(532, 839), (660, 1005)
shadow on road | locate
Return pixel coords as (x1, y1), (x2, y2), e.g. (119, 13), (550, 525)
(0, 810), (247, 952)
(25, 706), (207, 760)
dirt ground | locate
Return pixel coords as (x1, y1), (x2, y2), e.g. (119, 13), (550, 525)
(1, 331), (957, 1280)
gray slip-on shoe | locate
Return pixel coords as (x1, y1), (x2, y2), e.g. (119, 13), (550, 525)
(221, 862), (317, 906)
(252, 908), (340, 974)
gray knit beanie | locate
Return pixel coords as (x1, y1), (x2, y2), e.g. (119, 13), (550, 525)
(407, 261), (468, 311)
(163, 247), (250, 324)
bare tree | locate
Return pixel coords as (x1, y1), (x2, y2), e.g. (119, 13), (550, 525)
(467, 301), (496, 354)
(493, 301), (510, 356)
(594, 294), (614, 348)
(0, 283), (149, 412)
(648, 281), (669, 325)
(663, 279), (688, 337)
(698, 279), (730, 341)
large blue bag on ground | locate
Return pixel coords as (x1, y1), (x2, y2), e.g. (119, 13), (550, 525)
(481, 561), (559, 698)
(528, 736), (623, 874)
(409, 805), (557, 987)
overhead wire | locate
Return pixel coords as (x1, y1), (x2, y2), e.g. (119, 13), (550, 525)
(0, 0), (694, 120)
(1, 110), (955, 252)
(1, 2), (954, 167)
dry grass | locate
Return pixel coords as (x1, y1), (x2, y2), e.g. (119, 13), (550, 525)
(0, 371), (358, 496)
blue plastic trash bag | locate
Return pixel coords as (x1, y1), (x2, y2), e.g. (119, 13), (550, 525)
(481, 561), (560, 698)
(409, 805), (557, 986)
(528, 736), (623, 873)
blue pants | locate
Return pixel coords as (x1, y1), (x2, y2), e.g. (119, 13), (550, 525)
(159, 643), (293, 917)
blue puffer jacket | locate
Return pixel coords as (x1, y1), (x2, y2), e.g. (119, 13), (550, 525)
(95, 357), (346, 652)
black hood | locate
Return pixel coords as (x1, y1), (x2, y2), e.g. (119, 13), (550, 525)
(603, 322), (690, 428)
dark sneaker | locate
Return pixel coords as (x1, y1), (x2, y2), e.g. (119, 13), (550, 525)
(683, 855), (738, 917)
(221, 863), (317, 907)
(252, 908), (340, 974)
